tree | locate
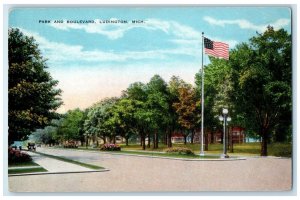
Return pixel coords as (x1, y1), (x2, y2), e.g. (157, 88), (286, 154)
(29, 119), (63, 145)
(166, 76), (187, 147)
(195, 57), (235, 150)
(122, 82), (147, 101)
(60, 108), (85, 143)
(8, 28), (62, 143)
(173, 83), (199, 144)
(122, 82), (150, 149)
(230, 27), (291, 156)
(145, 75), (170, 149)
(110, 99), (139, 146)
(84, 98), (118, 146)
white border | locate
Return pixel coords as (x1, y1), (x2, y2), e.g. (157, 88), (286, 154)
(1, 0), (299, 199)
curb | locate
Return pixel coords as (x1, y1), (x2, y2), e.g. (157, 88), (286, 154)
(8, 169), (110, 177)
(98, 152), (247, 161)
(8, 166), (42, 170)
(42, 147), (247, 161)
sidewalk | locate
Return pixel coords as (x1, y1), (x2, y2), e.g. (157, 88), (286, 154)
(25, 151), (94, 173)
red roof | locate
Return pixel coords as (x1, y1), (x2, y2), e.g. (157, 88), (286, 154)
(232, 126), (245, 132)
(172, 132), (185, 137)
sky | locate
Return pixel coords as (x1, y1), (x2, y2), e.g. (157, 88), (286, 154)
(9, 7), (291, 113)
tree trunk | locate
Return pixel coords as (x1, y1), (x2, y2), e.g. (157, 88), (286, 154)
(221, 131), (224, 144)
(184, 135), (187, 145)
(167, 132), (172, 147)
(80, 138), (84, 146)
(163, 133), (167, 145)
(190, 130), (194, 144)
(126, 137), (129, 146)
(156, 132), (159, 149)
(229, 127), (234, 153)
(113, 136), (116, 144)
(204, 131), (209, 151)
(142, 135), (146, 150)
(85, 137), (88, 148)
(92, 135), (96, 144)
(153, 131), (158, 149)
(210, 130), (214, 144)
(227, 127), (230, 150)
(261, 133), (268, 156)
(147, 134), (151, 148)
(8, 130), (14, 145)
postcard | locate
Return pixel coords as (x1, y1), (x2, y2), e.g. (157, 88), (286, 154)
(6, 6), (293, 193)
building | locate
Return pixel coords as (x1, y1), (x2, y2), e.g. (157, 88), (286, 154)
(171, 132), (186, 143)
(230, 126), (246, 144)
(173, 126), (246, 144)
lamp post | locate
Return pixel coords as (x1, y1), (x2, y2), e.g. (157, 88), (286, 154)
(219, 108), (231, 158)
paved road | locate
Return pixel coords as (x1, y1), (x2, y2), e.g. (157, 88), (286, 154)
(8, 147), (292, 192)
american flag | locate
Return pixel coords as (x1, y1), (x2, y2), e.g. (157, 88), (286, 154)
(204, 37), (229, 60)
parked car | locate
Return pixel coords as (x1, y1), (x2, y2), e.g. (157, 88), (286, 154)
(10, 141), (23, 150)
(27, 142), (36, 151)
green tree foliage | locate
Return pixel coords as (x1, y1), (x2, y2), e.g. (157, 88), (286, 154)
(60, 108), (85, 142)
(122, 82), (147, 101)
(30, 119), (62, 145)
(83, 98), (118, 145)
(166, 76), (188, 147)
(195, 57), (237, 147)
(109, 99), (139, 146)
(122, 81), (155, 149)
(145, 75), (170, 149)
(230, 27), (291, 156)
(8, 28), (62, 143)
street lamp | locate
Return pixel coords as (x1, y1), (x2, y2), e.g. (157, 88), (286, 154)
(219, 108), (231, 158)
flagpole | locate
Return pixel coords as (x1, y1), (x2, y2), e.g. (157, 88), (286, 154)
(200, 32), (205, 156)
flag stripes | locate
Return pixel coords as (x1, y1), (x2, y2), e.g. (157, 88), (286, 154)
(204, 37), (229, 60)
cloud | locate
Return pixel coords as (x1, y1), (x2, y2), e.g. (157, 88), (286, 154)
(49, 18), (201, 40)
(17, 27), (205, 66)
(50, 19), (138, 40)
(203, 16), (290, 32)
(49, 18), (169, 40)
(18, 27), (203, 113)
(47, 18), (238, 55)
(16, 25), (235, 113)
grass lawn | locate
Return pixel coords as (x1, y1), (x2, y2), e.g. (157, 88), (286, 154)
(63, 146), (219, 159)
(119, 142), (291, 157)
(8, 160), (39, 167)
(8, 167), (47, 174)
(104, 150), (219, 159)
(34, 151), (104, 170)
(60, 142), (291, 158)
(8, 160), (47, 174)
(68, 147), (220, 159)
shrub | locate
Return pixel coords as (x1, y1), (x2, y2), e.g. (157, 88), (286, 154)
(63, 144), (78, 148)
(8, 147), (32, 164)
(100, 143), (121, 151)
(63, 141), (78, 148)
(268, 143), (292, 158)
(164, 147), (194, 155)
(272, 147), (292, 157)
